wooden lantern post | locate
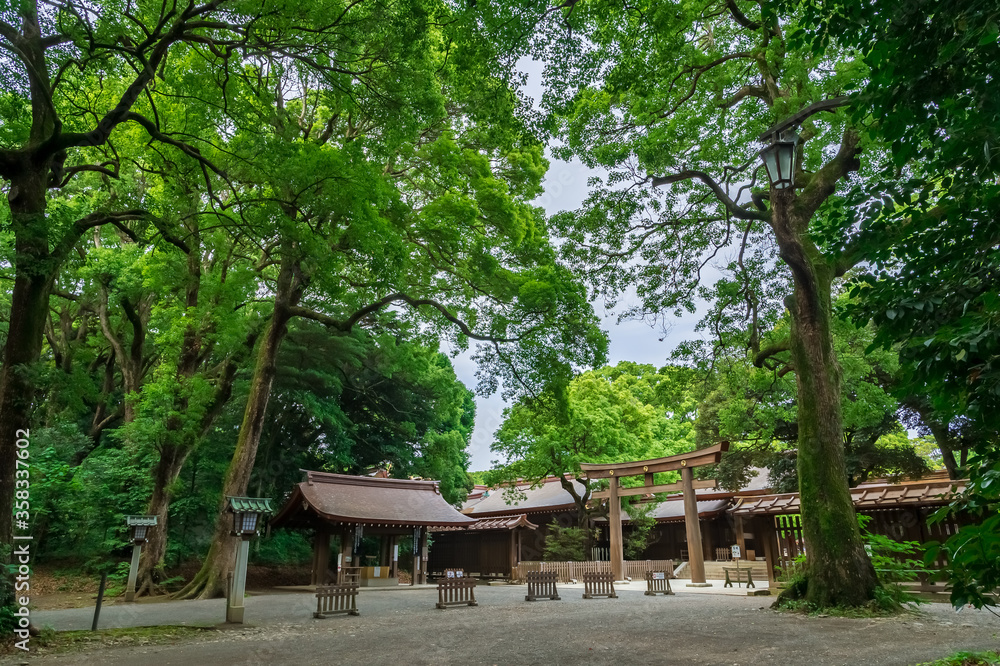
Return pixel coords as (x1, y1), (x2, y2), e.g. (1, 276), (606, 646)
(584, 442), (729, 585)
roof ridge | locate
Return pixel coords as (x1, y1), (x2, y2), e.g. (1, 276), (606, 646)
(303, 469), (441, 493)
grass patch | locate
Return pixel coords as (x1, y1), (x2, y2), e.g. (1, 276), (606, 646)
(772, 595), (919, 618)
(913, 651), (1000, 666)
(29, 624), (215, 654)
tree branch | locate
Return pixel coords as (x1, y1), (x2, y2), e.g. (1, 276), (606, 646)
(650, 170), (767, 221)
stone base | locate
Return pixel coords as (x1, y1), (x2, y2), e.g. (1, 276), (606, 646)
(686, 583), (713, 588)
(360, 577), (398, 588)
(226, 604), (245, 623)
(124, 590), (136, 602)
(747, 589), (771, 596)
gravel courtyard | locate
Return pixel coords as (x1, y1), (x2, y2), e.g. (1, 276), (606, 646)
(8, 581), (999, 666)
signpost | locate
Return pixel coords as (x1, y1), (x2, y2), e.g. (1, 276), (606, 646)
(731, 544), (741, 560)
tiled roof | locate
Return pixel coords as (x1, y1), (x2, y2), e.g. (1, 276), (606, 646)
(462, 477), (589, 516)
(271, 471), (477, 528)
(730, 478), (966, 516)
(430, 514), (538, 532)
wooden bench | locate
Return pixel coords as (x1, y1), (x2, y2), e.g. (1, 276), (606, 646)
(436, 577), (478, 609)
(314, 583), (359, 617)
(582, 571), (617, 599)
(525, 571), (561, 601)
(644, 570), (674, 596)
(723, 566), (755, 588)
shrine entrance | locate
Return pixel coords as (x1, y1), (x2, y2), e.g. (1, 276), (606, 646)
(583, 442), (729, 585)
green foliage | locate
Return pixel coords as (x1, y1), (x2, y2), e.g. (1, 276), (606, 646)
(489, 362), (699, 523)
(858, 514), (924, 609)
(623, 500), (658, 560)
(913, 652), (1000, 666)
(542, 525), (593, 562)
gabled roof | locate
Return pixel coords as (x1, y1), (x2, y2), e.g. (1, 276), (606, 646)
(462, 477), (588, 516)
(430, 514), (538, 532)
(271, 470), (477, 529)
(731, 477), (966, 516)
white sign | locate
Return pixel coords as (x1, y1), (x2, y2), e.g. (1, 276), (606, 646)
(338, 553), (343, 572)
(731, 545), (741, 560)
(446, 570), (456, 578)
(652, 572), (666, 580)
(393, 545), (399, 562)
(455, 570), (463, 578)
(374, 566), (381, 577)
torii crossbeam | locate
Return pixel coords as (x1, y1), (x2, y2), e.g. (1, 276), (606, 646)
(581, 442), (729, 584)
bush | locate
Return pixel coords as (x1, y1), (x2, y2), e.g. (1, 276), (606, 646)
(542, 525), (592, 562)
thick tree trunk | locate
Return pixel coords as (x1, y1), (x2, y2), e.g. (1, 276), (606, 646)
(135, 446), (192, 596)
(0, 167), (55, 558)
(175, 260), (299, 600)
(773, 190), (877, 608)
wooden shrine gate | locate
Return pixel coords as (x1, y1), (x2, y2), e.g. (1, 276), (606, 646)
(584, 442), (728, 585)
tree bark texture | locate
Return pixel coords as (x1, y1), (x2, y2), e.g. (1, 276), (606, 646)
(0, 166), (56, 553)
(772, 189), (878, 608)
(175, 258), (300, 599)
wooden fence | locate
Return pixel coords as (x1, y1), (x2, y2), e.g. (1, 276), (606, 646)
(644, 571), (674, 596)
(525, 571), (561, 601)
(436, 577), (478, 609)
(511, 560), (675, 583)
(582, 572), (617, 599)
(314, 583), (359, 618)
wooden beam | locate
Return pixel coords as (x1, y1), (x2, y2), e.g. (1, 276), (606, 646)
(580, 442), (730, 479)
(590, 479), (717, 500)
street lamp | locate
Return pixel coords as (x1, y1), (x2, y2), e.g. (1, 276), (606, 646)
(225, 496), (273, 623)
(124, 515), (158, 602)
(758, 128), (799, 190)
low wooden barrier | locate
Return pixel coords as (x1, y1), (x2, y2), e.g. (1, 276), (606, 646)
(314, 583), (359, 617)
(512, 560), (675, 583)
(723, 567), (755, 588)
(525, 571), (561, 601)
(436, 577), (478, 609)
(645, 570), (674, 596)
(582, 572), (617, 599)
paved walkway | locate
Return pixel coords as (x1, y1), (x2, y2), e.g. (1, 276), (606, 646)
(14, 581), (998, 666)
(32, 580), (763, 632)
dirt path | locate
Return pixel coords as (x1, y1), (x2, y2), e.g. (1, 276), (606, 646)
(8, 583), (999, 666)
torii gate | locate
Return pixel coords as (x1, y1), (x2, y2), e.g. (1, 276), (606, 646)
(582, 442), (729, 585)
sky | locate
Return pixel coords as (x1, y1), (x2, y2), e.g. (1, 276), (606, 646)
(450, 60), (721, 472)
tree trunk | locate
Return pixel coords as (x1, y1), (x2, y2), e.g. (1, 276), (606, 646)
(0, 166), (55, 559)
(135, 445), (192, 596)
(174, 259), (299, 600)
(773, 190), (878, 608)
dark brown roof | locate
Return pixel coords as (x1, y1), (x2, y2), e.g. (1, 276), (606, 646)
(430, 514), (538, 532)
(271, 471), (477, 529)
(731, 478), (966, 516)
(461, 477), (587, 516)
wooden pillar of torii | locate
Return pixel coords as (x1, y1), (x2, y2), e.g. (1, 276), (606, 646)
(584, 442), (729, 586)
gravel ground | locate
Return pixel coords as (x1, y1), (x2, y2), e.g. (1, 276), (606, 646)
(7, 582), (999, 666)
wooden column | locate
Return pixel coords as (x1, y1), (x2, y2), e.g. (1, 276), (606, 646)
(682, 466), (709, 586)
(389, 535), (398, 578)
(313, 527), (331, 585)
(735, 515), (747, 559)
(411, 528), (420, 586)
(759, 516), (778, 583)
(419, 528), (429, 584)
(342, 526), (355, 583)
(608, 475), (624, 581)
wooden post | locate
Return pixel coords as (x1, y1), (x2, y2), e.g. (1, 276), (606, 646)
(92, 573), (107, 631)
(682, 466), (709, 586)
(759, 516), (778, 583)
(343, 526), (355, 583)
(419, 527), (429, 584)
(608, 475), (624, 581)
(735, 515), (747, 560)
(509, 529), (517, 574)
(412, 527), (420, 586)
(389, 535), (398, 579)
(314, 528), (330, 585)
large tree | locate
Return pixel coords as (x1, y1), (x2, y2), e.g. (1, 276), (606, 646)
(0, 0), (450, 593)
(483, 0), (892, 606)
